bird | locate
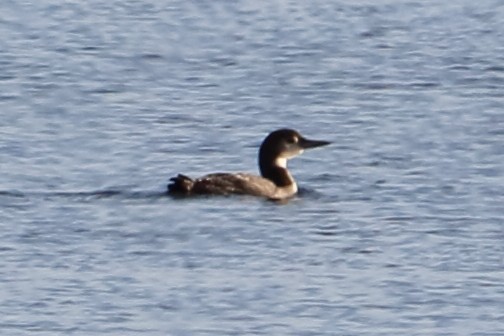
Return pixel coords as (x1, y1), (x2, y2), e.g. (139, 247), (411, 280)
(167, 128), (330, 200)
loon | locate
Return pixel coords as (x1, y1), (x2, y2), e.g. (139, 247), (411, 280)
(167, 128), (330, 200)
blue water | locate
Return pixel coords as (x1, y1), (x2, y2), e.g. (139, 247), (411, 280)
(1, 0), (503, 335)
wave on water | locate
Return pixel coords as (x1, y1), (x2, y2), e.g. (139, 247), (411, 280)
(0, 186), (331, 204)
(0, 189), (167, 201)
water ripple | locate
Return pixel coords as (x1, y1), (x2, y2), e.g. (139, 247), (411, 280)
(1, 0), (503, 335)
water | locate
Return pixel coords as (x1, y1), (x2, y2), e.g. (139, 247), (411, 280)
(1, 0), (503, 334)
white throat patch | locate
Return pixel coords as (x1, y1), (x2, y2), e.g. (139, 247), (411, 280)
(274, 157), (287, 168)
(274, 148), (304, 168)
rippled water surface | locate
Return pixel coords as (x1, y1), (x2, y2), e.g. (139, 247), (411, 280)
(1, 0), (503, 335)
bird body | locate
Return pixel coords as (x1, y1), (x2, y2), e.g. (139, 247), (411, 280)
(168, 129), (329, 200)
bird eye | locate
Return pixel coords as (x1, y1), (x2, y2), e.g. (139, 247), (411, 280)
(287, 136), (298, 144)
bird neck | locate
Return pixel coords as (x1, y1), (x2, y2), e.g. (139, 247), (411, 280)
(259, 155), (295, 187)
